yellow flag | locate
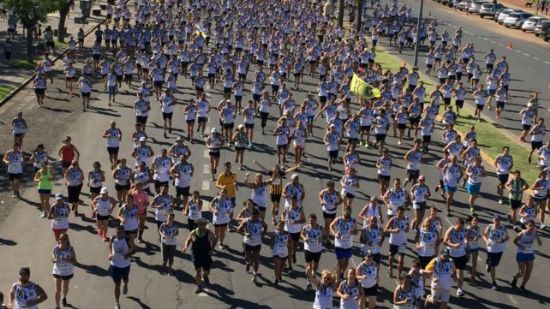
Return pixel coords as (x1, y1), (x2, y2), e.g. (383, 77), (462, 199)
(350, 74), (381, 99)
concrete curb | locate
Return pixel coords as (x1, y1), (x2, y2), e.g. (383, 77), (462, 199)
(0, 13), (107, 108)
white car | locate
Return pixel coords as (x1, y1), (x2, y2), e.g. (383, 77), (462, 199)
(503, 12), (533, 28)
(468, 0), (487, 14)
(497, 8), (522, 24)
(455, 1), (470, 10)
(521, 16), (546, 31)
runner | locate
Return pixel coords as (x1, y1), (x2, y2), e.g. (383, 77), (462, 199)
(108, 225), (136, 309)
(48, 193), (70, 242)
(58, 137), (80, 176)
(410, 175), (431, 230)
(87, 161), (106, 210)
(52, 233), (77, 309)
(103, 121), (123, 168)
(392, 274), (415, 309)
(306, 267), (336, 309)
(170, 154), (194, 209)
(3, 142), (25, 198)
(11, 112), (28, 146)
(237, 208), (267, 282)
(330, 206), (357, 282)
(465, 215), (482, 281)
(505, 170), (529, 225)
(159, 213), (179, 275)
(232, 124), (249, 170)
(182, 217), (216, 293)
(206, 128), (223, 180)
(112, 159), (132, 205)
(151, 185), (175, 241)
(243, 172), (271, 221)
(424, 249), (456, 309)
(482, 215), (510, 290)
(34, 163), (53, 218)
(443, 218), (467, 297)
(384, 206), (409, 279)
(91, 187), (117, 241)
(510, 220), (542, 294)
(282, 196), (306, 274)
(8, 267), (48, 309)
(336, 268), (363, 309)
(116, 195), (139, 248)
(211, 188), (233, 249)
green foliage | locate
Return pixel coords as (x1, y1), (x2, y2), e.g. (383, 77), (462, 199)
(2, 0), (57, 28)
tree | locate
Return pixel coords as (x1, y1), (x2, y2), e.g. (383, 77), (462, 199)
(3, 0), (57, 62)
(52, 0), (71, 43)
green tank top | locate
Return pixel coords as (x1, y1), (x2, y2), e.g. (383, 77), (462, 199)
(38, 170), (53, 190)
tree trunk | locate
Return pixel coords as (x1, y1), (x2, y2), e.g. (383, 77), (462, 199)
(356, 0), (363, 34)
(57, 4), (70, 43)
(338, 0), (345, 27)
(26, 25), (34, 63)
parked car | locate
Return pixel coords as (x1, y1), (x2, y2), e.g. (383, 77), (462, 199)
(479, 3), (506, 18)
(468, 1), (487, 14)
(503, 12), (533, 28)
(497, 8), (522, 24)
(521, 16), (546, 32)
(534, 20), (549, 36)
(542, 20), (550, 41)
(455, 0), (470, 10)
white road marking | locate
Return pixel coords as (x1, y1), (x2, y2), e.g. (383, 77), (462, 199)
(490, 40), (496, 44)
(203, 164), (210, 174)
(514, 50), (522, 53)
(202, 180), (210, 191)
(523, 53), (530, 56)
(544, 61), (550, 65)
(203, 149), (209, 158)
(483, 37), (488, 40)
(533, 57), (540, 60)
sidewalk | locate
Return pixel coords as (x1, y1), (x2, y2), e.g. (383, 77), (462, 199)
(499, 0), (550, 15)
(0, 1), (108, 102)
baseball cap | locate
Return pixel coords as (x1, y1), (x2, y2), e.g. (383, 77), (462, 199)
(139, 136), (146, 142)
(100, 187), (108, 194)
(55, 193), (64, 200)
(211, 127), (218, 133)
(290, 173), (299, 180)
(441, 248), (450, 257)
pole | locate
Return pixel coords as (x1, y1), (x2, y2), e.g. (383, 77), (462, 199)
(356, 0), (363, 34)
(338, 0), (345, 28)
(413, 0), (424, 67)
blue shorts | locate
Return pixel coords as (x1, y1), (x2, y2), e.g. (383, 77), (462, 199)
(108, 86), (117, 96)
(109, 265), (130, 283)
(335, 247), (353, 260)
(516, 252), (535, 263)
(486, 89), (496, 96)
(444, 184), (457, 193)
(466, 182), (481, 195)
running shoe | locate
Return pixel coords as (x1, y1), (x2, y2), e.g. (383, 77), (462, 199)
(203, 276), (210, 285)
(540, 224), (547, 229)
(306, 282), (312, 291)
(122, 283), (128, 295)
(115, 303), (121, 309)
(520, 286), (528, 295)
(510, 276), (517, 288)
(41, 211), (47, 218)
(491, 282), (498, 290)
(457, 288), (464, 297)
(62, 297), (68, 306)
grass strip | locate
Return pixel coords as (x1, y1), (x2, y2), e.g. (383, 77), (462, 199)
(0, 84), (16, 100)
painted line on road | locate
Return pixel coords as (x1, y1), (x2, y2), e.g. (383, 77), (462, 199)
(202, 180), (210, 191)
(523, 53), (530, 57)
(533, 57), (540, 60)
(202, 164), (210, 174)
(544, 61), (550, 65)
(483, 37), (488, 41)
(203, 149), (209, 158)
(490, 40), (496, 44)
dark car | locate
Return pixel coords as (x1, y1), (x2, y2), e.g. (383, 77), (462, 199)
(541, 20), (550, 41)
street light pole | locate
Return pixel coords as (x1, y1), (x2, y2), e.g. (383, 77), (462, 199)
(414, 0), (424, 67)
(356, 0), (363, 34)
(338, 0), (345, 27)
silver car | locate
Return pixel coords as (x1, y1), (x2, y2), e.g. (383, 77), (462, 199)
(521, 16), (546, 32)
(497, 8), (522, 24)
(479, 3), (506, 19)
(468, 1), (487, 14)
(503, 12), (533, 28)
(455, 0), (470, 10)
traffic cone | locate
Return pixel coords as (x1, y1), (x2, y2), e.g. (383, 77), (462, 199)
(507, 41), (512, 49)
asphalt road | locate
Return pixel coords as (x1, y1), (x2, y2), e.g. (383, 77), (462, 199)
(0, 5), (549, 309)
(386, 0), (550, 138)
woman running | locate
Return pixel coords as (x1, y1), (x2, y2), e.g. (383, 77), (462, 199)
(4, 142), (25, 199)
(243, 172), (271, 221)
(92, 187), (117, 241)
(271, 220), (290, 285)
(233, 124), (249, 170)
(34, 163), (53, 218)
(510, 220), (542, 294)
(282, 197), (306, 274)
(113, 159), (132, 205)
(319, 181), (343, 244)
(238, 208), (267, 282)
(301, 213), (325, 290)
(206, 128), (223, 180)
(49, 193), (71, 241)
(103, 121), (122, 168)
(159, 213), (178, 275)
(64, 160), (83, 216)
(385, 206), (409, 278)
(52, 233), (77, 309)
(336, 268), (363, 309)
(356, 250), (379, 309)
(392, 274), (415, 309)
(184, 191), (203, 231)
(117, 195), (139, 248)
(340, 167), (359, 208)
(88, 162), (106, 213)
(482, 215), (509, 290)
(306, 267), (336, 309)
(330, 206), (357, 282)
(211, 188), (233, 249)
(443, 218), (467, 297)
(465, 215), (482, 281)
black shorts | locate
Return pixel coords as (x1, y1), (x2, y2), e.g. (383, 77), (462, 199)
(90, 186), (101, 194)
(486, 252), (503, 268)
(235, 146), (246, 151)
(277, 144), (288, 151)
(8, 173), (22, 181)
(375, 134), (386, 142)
(452, 255), (467, 270)
(176, 186), (190, 197)
(496, 101), (505, 109)
(476, 104), (484, 112)
(53, 273), (74, 280)
(532, 141), (543, 150)
(107, 147), (119, 155)
(509, 199), (522, 210)
(422, 135), (432, 143)
(418, 255), (434, 269)
(223, 123), (234, 130)
(323, 211), (337, 220)
(270, 194), (281, 203)
(409, 117), (420, 126)
(304, 250), (322, 263)
(163, 112), (173, 120)
(455, 100), (464, 108)
(245, 244), (262, 252)
(97, 214), (110, 221)
(35, 88), (46, 95)
(67, 184), (82, 203)
(407, 169), (420, 181)
(155, 180), (169, 190)
(186, 119), (195, 124)
(522, 124), (531, 131)
(360, 125), (371, 132)
(109, 265), (130, 283)
(214, 223), (228, 228)
(363, 284), (379, 296)
(328, 150), (339, 159)
(289, 232), (301, 242)
(497, 174), (509, 185)
(245, 123), (254, 129)
(209, 151), (220, 158)
(378, 175), (391, 182)
(124, 229), (138, 236)
(154, 81), (163, 88)
(136, 116), (148, 124)
(389, 244), (405, 256)
(115, 183), (130, 191)
(198, 117), (208, 123)
(397, 123), (407, 130)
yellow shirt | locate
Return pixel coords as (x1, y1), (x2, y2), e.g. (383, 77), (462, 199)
(216, 172), (237, 198)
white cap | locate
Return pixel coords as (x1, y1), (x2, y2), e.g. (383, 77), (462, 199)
(100, 187), (108, 194)
(211, 127), (218, 133)
(290, 173), (299, 180)
(139, 136), (146, 142)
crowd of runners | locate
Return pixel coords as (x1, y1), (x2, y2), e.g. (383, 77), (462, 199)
(2, 0), (548, 308)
